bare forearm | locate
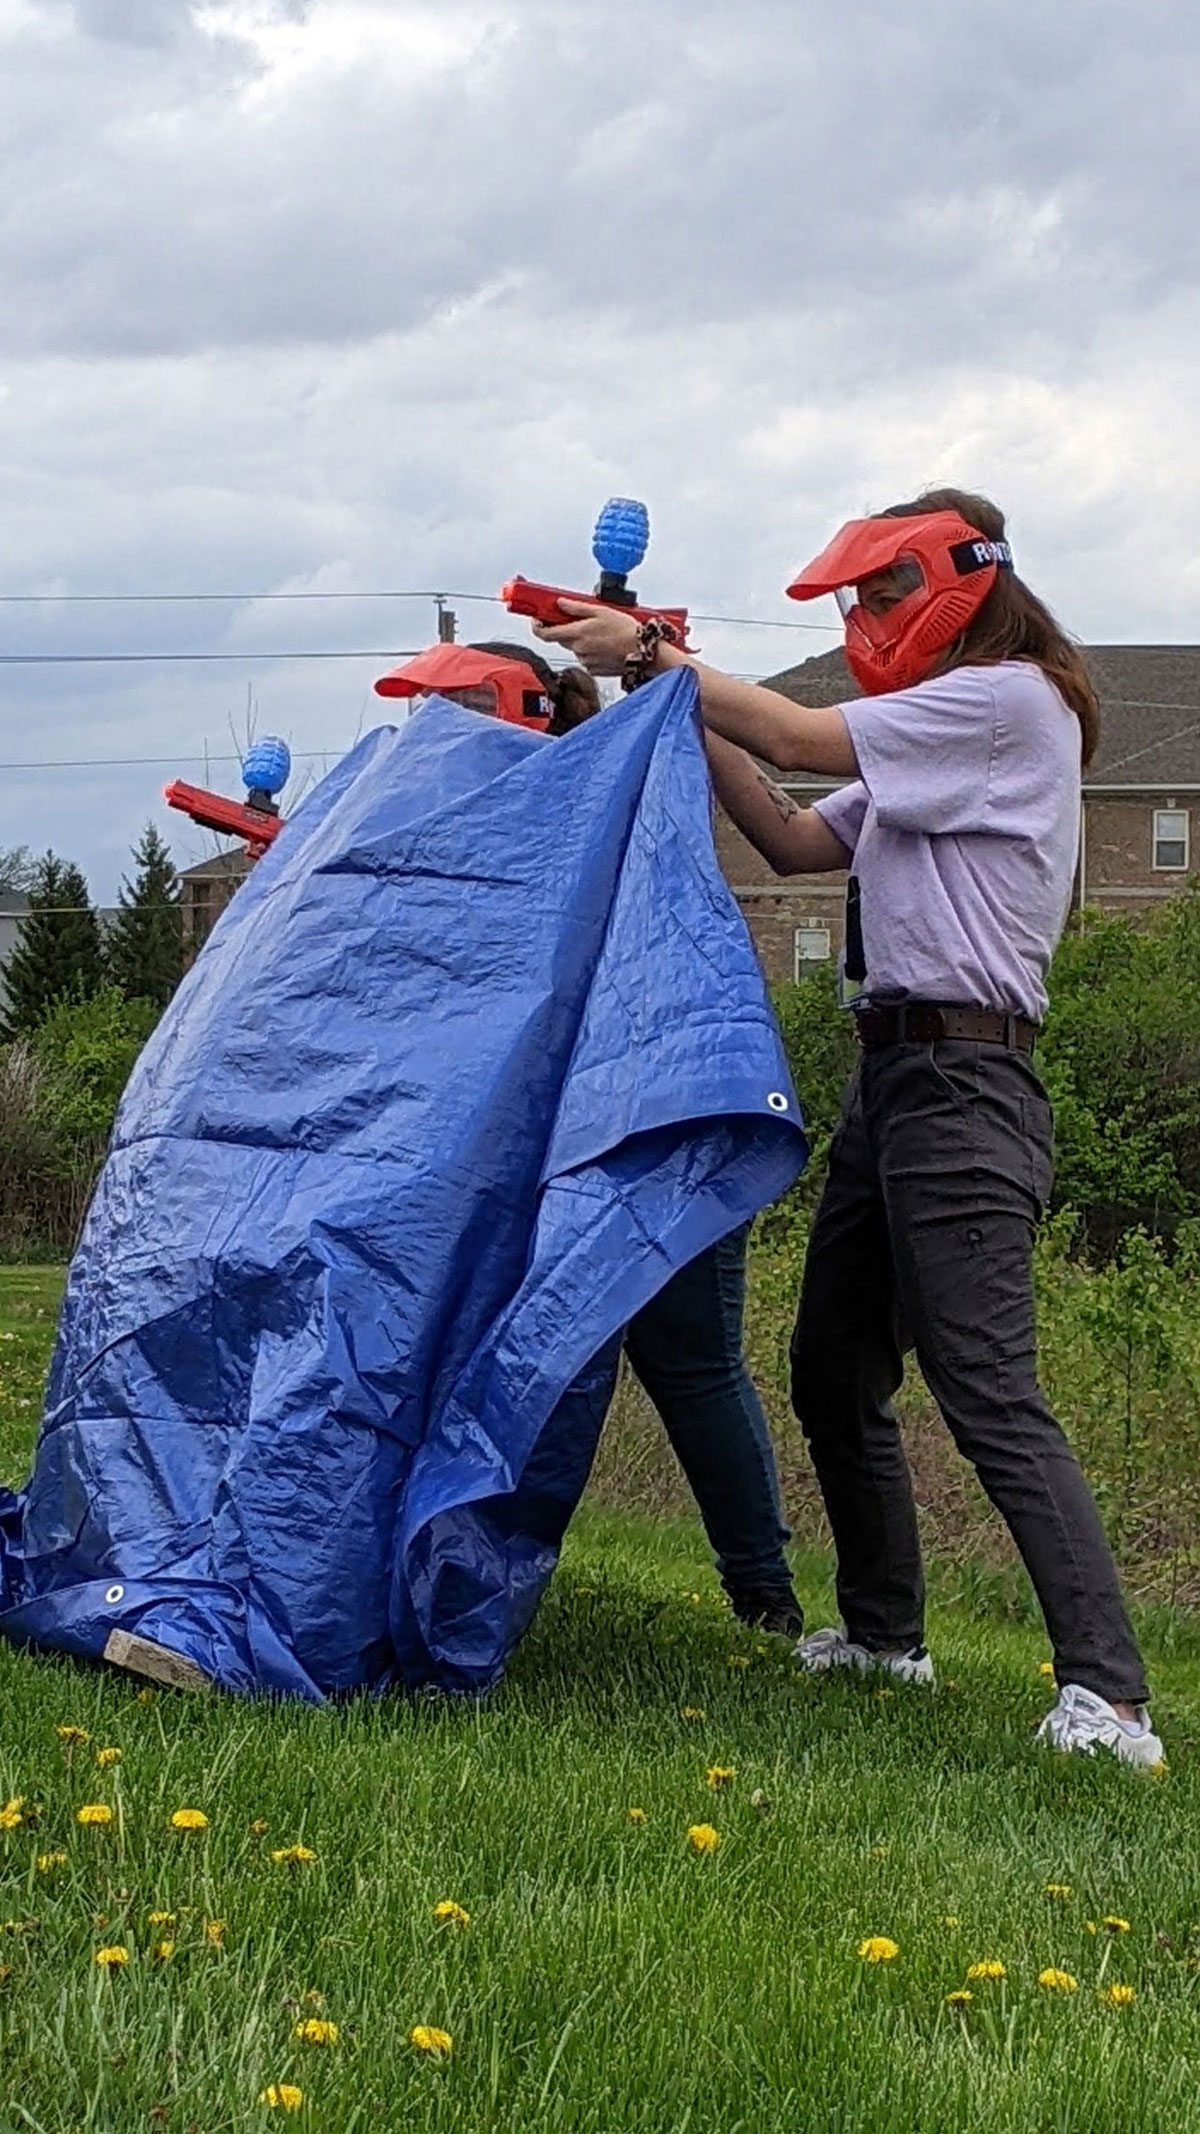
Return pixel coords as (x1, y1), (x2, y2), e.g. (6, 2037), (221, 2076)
(662, 646), (858, 775)
(706, 734), (851, 875)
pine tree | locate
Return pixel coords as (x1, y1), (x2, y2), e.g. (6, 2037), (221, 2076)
(1, 853), (106, 1038)
(105, 824), (184, 1009)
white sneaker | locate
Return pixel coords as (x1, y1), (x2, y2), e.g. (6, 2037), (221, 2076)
(793, 1624), (935, 1687)
(1036, 1682), (1165, 1769)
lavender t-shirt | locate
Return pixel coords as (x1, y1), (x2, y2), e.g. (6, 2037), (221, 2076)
(813, 661), (1081, 1023)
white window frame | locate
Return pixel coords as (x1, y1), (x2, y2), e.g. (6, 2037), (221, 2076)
(793, 918), (832, 976)
(1153, 807), (1190, 871)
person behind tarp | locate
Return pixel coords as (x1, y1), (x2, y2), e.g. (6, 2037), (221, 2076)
(531, 486), (1164, 1771)
(373, 639), (803, 1637)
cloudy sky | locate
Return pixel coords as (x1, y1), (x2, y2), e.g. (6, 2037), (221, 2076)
(1, 0), (1198, 899)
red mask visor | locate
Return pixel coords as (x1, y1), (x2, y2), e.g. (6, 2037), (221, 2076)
(786, 511), (1013, 694)
(374, 644), (553, 729)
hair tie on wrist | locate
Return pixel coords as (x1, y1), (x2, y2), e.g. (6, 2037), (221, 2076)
(621, 616), (682, 694)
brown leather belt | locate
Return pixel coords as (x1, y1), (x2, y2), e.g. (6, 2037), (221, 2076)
(855, 1002), (1038, 1053)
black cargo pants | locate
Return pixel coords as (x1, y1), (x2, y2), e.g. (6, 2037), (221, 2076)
(790, 1040), (1149, 1707)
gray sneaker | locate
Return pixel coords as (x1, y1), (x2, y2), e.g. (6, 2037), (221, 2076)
(793, 1624), (935, 1687)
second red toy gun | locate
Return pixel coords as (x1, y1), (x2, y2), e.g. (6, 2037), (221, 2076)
(501, 496), (692, 650)
(164, 737), (292, 858)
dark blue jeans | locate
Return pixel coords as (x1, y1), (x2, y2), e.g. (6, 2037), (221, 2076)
(497, 1225), (794, 1601)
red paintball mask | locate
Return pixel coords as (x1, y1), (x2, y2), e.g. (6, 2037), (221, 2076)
(374, 644), (553, 730)
(786, 511), (1013, 694)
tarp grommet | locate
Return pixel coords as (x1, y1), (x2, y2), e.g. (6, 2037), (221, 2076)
(767, 1092), (789, 1112)
(105, 1584), (125, 1606)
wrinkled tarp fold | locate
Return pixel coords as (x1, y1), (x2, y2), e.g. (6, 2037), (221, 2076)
(0, 668), (806, 1696)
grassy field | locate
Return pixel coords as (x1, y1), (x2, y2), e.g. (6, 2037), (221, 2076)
(3, 1268), (1200, 2133)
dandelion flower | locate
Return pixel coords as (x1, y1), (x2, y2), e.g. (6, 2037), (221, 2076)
(938, 1916), (961, 1930)
(625, 1809), (647, 1826)
(0, 1800), (23, 1831)
(410, 2025), (452, 2058)
(94, 1944), (129, 1968)
(36, 1852), (67, 1873)
(169, 1808), (208, 1832)
(258, 2085), (304, 2112)
(294, 2018), (339, 2046)
(271, 1845), (316, 1866)
(250, 1819), (269, 1835)
(945, 1989), (973, 2007)
(95, 1747), (121, 1768)
(966, 1960), (1006, 1981)
(727, 1654), (750, 1669)
(706, 1766), (736, 1791)
(77, 1804), (113, 1828)
(1038, 1968), (1078, 1992)
(147, 1910), (175, 1928)
(1104, 1916), (1131, 1935)
(1045, 1884), (1073, 1900)
(857, 1936), (899, 1963)
(1084, 1921), (1099, 1935)
(1039, 1661), (1056, 1678)
(204, 1919), (227, 1947)
(153, 1940), (175, 1962)
(680, 1707), (706, 1722)
(1100, 1983), (1137, 2008)
(55, 1725), (89, 1747)
(432, 1900), (470, 1927)
(135, 1687), (155, 1707)
(687, 1823), (721, 1855)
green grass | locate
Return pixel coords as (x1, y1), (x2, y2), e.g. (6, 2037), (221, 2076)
(2, 1270), (1200, 2132)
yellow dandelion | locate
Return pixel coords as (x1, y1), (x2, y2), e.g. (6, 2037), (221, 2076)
(1104, 1916), (1131, 1935)
(95, 1747), (121, 1768)
(258, 2085), (304, 2112)
(250, 1818), (269, 1835)
(680, 1707), (706, 1722)
(687, 1823), (721, 1855)
(706, 1766), (736, 1791)
(55, 1725), (89, 1747)
(410, 2025), (452, 2058)
(1150, 1759), (1168, 1778)
(1084, 1920), (1099, 1935)
(147, 1910), (175, 1928)
(294, 2018), (339, 2045)
(271, 1844), (316, 1866)
(135, 1687), (155, 1707)
(77, 1803), (113, 1828)
(432, 1900), (470, 1927)
(626, 1808), (647, 1826)
(938, 1915), (961, 1929)
(945, 1989), (973, 2007)
(153, 1940), (175, 1962)
(858, 1936), (899, 1963)
(94, 1944), (129, 1968)
(0, 1800), (23, 1832)
(1039, 1661), (1056, 1678)
(966, 1960), (1006, 1981)
(727, 1654), (751, 1669)
(36, 1851), (67, 1873)
(1045, 1884), (1073, 1900)
(204, 1918), (227, 1947)
(169, 1807), (208, 1832)
(1038, 1968), (1079, 1992)
(1100, 1983), (1137, 2008)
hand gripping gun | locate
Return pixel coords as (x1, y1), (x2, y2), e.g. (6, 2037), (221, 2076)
(501, 497), (692, 649)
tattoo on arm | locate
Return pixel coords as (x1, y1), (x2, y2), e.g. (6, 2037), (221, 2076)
(755, 771), (800, 824)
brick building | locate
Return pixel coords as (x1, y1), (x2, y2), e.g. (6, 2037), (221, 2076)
(717, 644), (1200, 983)
(179, 850), (251, 956)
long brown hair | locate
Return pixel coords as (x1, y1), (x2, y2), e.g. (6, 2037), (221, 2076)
(469, 641), (601, 737)
(878, 488), (1100, 767)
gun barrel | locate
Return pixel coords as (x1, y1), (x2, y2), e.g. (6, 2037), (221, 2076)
(164, 781), (285, 848)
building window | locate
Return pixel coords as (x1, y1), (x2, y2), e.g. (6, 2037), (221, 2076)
(793, 920), (832, 975)
(1153, 809), (1189, 870)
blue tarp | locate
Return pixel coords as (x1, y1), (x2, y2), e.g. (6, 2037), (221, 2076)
(0, 668), (806, 1698)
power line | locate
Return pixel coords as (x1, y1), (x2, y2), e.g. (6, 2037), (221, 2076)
(0, 587), (841, 634)
(0, 649), (427, 667)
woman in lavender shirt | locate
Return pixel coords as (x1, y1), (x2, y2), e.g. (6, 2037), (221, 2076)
(537, 486), (1161, 1769)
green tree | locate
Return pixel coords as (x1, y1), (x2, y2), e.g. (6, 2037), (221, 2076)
(105, 822), (183, 1008)
(1, 853), (105, 1038)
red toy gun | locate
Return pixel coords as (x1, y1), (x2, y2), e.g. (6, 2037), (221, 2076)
(164, 737), (292, 858)
(501, 496), (692, 650)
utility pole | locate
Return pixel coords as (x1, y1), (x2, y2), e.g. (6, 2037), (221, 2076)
(435, 596), (457, 643)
